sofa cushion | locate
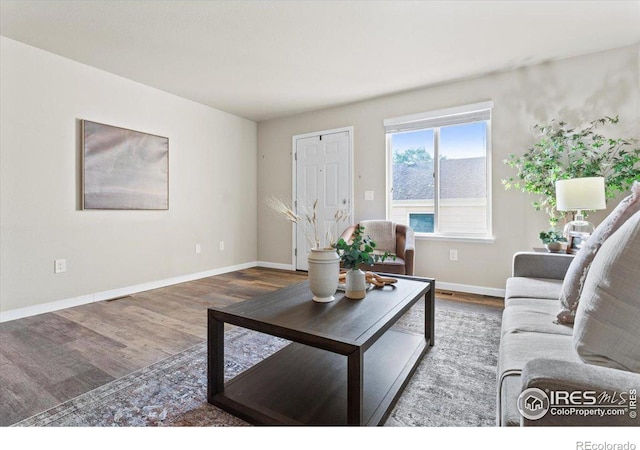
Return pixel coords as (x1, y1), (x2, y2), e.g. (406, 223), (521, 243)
(573, 210), (640, 373)
(505, 277), (562, 300)
(369, 257), (406, 275)
(497, 331), (580, 426)
(498, 332), (579, 381)
(558, 181), (640, 324)
(501, 303), (573, 337)
(504, 297), (558, 309)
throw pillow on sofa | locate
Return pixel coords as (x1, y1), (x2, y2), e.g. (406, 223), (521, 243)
(573, 210), (640, 372)
(557, 181), (640, 324)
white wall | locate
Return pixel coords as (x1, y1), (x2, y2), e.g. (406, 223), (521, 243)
(0, 37), (258, 314)
(257, 44), (640, 293)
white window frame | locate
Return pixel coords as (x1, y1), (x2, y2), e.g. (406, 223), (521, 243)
(385, 101), (494, 243)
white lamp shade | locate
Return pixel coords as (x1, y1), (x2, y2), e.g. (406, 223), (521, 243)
(556, 177), (606, 211)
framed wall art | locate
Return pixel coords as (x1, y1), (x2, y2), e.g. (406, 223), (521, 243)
(82, 120), (169, 210)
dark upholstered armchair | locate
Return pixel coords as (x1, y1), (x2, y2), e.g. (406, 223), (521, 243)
(338, 220), (415, 276)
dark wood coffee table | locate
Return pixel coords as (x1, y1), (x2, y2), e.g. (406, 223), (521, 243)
(207, 274), (434, 426)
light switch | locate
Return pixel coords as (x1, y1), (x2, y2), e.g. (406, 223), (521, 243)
(54, 259), (67, 273)
(364, 191), (374, 201)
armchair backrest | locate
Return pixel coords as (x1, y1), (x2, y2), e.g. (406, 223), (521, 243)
(338, 221), (416, 275)
(359, 220), (396, 254)
(340, 220), (410, 258)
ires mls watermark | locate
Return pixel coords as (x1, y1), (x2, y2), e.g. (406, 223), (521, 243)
(517, 387), (637, 421)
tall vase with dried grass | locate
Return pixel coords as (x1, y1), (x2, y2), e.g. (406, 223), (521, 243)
(265, 197), (349, 302)
(265, 197), (348, 250)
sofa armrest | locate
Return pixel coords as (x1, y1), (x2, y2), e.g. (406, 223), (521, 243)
(512, 252), (573, 280)
(521, 358), (640, 426)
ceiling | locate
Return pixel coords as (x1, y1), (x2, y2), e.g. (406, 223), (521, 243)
(1, 1), (639, 122)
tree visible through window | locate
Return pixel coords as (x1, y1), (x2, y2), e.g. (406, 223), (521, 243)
(385, 103), (492, 238)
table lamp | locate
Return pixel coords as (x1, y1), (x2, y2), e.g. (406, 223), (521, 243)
(556, 177), (606, 237)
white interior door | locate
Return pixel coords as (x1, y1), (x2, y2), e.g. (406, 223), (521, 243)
(295, 129), (352, 271)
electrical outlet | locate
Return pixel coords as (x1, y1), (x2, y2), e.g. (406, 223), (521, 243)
(449, 250), (458, 261)
(54, 259), (67, 273)
(195, 243), (201, 254)
(219, 241), (225, 251)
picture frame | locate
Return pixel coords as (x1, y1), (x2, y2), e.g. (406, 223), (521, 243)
(82, 120), (169, 210)
(567, 231), (590, 255)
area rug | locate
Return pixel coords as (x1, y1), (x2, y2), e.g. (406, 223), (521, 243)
(13, 302), (501, 427)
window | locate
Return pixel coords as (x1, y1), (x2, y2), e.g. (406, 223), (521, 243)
(408, 213), (434, 233)
(385, 101), (493, 239)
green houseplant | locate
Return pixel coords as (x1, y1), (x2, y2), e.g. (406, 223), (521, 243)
(333, 225), (390, 270)
(539, 230), (567, 253)
(503, 116), (640, 227)
(334, 225), (391, 299)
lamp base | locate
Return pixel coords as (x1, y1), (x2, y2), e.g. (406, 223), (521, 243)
(563, 220), (595, 238)
(562, 209), (595, 239)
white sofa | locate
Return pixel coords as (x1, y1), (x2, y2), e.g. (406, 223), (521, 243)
(498, 209), (640, 426)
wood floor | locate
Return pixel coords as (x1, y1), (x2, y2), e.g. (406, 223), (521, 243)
(0, 268), (503, 426)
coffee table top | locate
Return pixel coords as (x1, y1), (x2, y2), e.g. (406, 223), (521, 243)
(209, 277), (431, 355)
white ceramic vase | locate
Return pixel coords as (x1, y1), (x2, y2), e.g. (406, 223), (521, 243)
(307, 248), (340, 303)
(345, 268), (367, 299)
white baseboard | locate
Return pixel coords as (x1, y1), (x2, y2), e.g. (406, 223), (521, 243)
(0, 293), (99, 324)
(256, 261), (296, 271)
(435, 281), (505, 298)
(1, 263), (502, 323)
(0, 261), (259, 323)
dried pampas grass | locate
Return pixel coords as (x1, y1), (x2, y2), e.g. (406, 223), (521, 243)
(265, 196), (349, 249)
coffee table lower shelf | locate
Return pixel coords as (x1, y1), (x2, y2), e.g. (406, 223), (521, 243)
(210, 328), (428, 426)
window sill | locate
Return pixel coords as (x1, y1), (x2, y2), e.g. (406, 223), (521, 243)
(414, 234), (495, 244)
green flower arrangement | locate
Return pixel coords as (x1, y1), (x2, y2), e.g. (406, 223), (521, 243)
(333, 225), (392, 270)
